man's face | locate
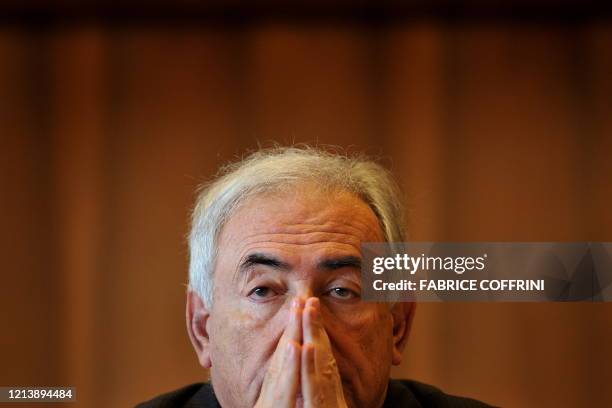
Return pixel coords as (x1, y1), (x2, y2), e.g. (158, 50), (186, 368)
(200, 185), (406, 408)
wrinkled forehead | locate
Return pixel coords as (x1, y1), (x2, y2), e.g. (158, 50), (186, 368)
(219, 184), (385, 247)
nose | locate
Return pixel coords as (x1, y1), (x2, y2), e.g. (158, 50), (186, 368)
(291, 284), (314, 304)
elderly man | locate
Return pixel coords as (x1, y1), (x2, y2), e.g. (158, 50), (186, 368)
(138, 147), (492, 408)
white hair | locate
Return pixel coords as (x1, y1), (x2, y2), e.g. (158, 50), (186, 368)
(188, 146), (405, 305)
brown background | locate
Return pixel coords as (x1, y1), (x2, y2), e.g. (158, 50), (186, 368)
(1, 2), (611, 407)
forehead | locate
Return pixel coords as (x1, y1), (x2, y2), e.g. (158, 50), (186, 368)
(218, 185), (385, 250)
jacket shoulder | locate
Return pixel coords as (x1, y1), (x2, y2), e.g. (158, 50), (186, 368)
(135, 383), (209, 408)
(389, 379), (496, 408)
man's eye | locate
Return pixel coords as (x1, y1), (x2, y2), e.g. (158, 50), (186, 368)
(328, 287), (358, 300)
(248, 286), (275, 300)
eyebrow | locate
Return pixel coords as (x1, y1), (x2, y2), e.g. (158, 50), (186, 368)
(317, 255), (362, 270)
(239, 253), (290, 273)
(238, 253), (362, 274)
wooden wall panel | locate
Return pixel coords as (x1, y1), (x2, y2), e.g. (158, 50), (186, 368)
(0, 30), (62, 391)
(0, 19), (610, 408)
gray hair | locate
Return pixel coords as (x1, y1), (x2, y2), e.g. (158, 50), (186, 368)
(188, 146), (405, 305)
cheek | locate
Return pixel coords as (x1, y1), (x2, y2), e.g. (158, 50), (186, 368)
(324, 305), (393, 368)
(209, 301), (288, 374)
(208, 303), (291, 407)
(210, 288), (281, 355)
(323, 306), (393, 406)
(325, 304), (391, 338)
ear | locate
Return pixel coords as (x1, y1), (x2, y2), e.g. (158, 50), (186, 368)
(390, 302), (416, 366)
(186, 290), (212, 368)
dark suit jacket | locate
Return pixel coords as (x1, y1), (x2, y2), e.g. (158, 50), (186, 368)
(135, 380), (495, 408)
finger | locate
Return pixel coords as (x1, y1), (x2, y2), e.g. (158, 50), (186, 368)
(276, 341), (301, 407)
(301, 342), (317, 407)
(302, 297), (322, 346)
(269, 299), (302, 373)
(274, 299), (303, 396)
(257, 341), (300, 408)
(283, 298), (303, 346)
(257, 315), (302, 408)
(256, 299), (304, 408)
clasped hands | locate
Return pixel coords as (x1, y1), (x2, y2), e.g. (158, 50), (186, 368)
(254, 297), (348, 408)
